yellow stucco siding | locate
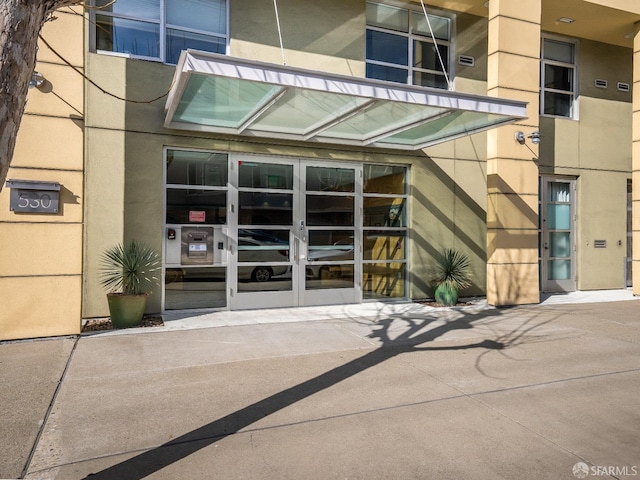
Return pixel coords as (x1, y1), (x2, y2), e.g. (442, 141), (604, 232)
(229, 0), (365, 73)
(0, 8), (84, 340)
(577, 171), (629, 289)
(0, 276), (82, 341)
(8, 0), (635, 338)
(584, 0), (640, 15)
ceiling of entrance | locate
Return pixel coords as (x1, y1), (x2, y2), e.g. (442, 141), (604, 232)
(421, 0), (640, 48)
(164, 51), (527, 151)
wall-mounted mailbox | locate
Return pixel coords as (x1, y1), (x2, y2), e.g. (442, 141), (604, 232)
(5, 179), (60, 214)
(181, 227), (214, 265)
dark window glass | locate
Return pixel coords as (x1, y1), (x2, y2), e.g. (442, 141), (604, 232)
(164, 267), (226, 309)
(306, 195), (354, 226)
(413, 40), (448, 72)
(364, 198), (405, 227)
(412, 71), (448, 89)
(366, 30), (409, 65)
(544, 64), (573, 91)
(239, 162), (293, 189)
(166, 29), (226, 65)
(95, 0), (160, 20)
(363, 263), (405, 299)
(238, 192), (293, 226)
(363, 231), (405, 260)
(544, 91), (572, 117)
(366, 64), (408, 84)
(167, 151), (227, 186)
(306, 167), (355, 192)
(166, 189), (227, 224)
(364, 165), (406, 194)
(96, 15), (160, 57)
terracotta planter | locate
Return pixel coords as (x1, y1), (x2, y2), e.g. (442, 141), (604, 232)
(106, 293), (148, 329)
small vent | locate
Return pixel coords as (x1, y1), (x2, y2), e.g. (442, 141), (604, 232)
(594, 79), (608, 89)
(617, 82), (630, 93)
(458, 55), (475, 67)
(594, 240), (607, 248)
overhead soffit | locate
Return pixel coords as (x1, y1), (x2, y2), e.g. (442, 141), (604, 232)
(164, 51), (527, 151)
(419, 0), (640, 47)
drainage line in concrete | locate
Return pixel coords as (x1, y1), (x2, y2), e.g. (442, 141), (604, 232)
(21, 334), (81, 478)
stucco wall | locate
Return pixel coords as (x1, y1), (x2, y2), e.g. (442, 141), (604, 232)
(0, 8), (84, 340)
(230, 0), (365, 75)
(80, 0), (636, 321)
(538, 37), (632, 291)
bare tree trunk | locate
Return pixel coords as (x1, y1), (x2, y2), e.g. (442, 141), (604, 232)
(0, 0), (79, 192)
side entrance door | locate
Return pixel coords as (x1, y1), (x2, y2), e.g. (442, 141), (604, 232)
(228, 155), (361, 309)
(540, 177), (576, 292)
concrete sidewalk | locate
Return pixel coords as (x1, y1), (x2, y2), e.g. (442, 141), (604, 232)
(2, 293), (640, 479)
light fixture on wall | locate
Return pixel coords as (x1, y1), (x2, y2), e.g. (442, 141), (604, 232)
(515, 130), (541, 145)
(29, 71), (45, 89)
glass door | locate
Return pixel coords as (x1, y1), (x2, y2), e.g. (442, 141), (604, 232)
(541, 177), (576, 292)
(228, 156), (360, 309)
(228, 156), (297, 309)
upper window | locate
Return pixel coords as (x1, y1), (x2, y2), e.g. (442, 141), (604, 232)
(93, 0), (227, 64)
(365, 1), (452, 89)
(541, 38), (577, 118)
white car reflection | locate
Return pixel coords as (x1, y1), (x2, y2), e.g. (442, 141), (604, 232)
(306, 238), (354, 279)
(167, 235), (290, 283)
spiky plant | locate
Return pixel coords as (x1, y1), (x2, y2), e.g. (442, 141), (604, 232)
(100, 240), (160, 295)
(430, 248), (472, 306)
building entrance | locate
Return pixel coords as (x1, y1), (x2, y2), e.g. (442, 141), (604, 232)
(228, 155), (360, 309)
(540, 177), (576, 292)
(163, 150), (408, 311)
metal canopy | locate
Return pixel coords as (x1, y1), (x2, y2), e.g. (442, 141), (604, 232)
(165, 50), (527, 150)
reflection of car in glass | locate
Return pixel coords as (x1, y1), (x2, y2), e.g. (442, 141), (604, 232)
(306, 237), (354, 279)
(166, 234), (290, 283)
(238, 236), (289, 282)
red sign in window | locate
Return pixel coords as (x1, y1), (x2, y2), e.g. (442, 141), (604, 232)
(189, 210), (206, 223)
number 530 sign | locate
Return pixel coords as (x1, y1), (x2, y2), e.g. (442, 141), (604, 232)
(5, 179), (60, 214)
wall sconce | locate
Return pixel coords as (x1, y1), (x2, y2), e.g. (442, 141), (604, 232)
(29, 71), (45, 89)
(515, 130), (541, 145)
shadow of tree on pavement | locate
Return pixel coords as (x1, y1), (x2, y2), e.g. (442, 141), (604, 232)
(83, 305), (553, 480)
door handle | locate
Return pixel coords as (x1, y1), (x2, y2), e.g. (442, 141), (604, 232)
(544, 242), (549, 250)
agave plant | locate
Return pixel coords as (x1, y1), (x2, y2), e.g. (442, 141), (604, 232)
(100, 240), (161, 295)
(430, 248), (472, 306)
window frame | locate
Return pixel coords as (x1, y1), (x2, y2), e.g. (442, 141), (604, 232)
(362, 163), (409, 300)
(365, 1), (455, 90)
(540, 35), (579, 119)
(90, 0), (230, 64)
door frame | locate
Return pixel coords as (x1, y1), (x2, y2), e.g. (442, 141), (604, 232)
(540, 175), (577, 292)
(227, 154), (362, 310)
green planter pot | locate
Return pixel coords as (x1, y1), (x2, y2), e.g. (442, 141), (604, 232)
(107, 293), (148, 329)
(435, 283), (459, 307)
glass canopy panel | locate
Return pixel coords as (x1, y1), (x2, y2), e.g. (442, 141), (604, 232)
(378, 111), (510, 147)
(317, 101), (448, 142)
(165, 52), (528, 150)
(249, 88), (371, 136)
(172, 74), (282, 128)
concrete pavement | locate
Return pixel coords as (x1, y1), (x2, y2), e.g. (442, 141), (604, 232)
(2, 293), (639, 479)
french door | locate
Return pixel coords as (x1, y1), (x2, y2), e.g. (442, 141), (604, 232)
(540, 177), (576, 292)
(228, 155), (361, 309)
